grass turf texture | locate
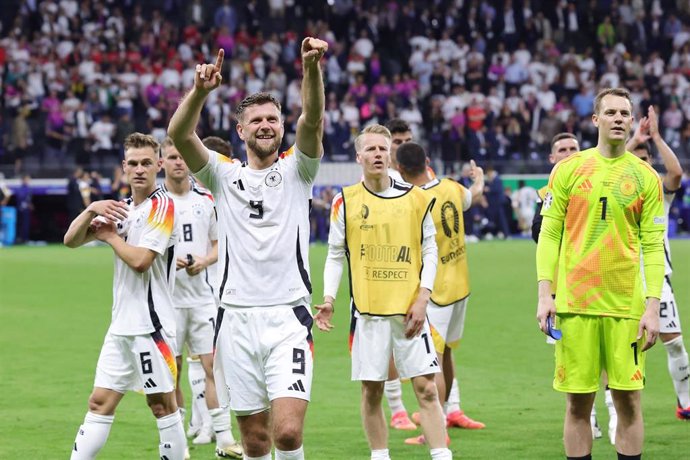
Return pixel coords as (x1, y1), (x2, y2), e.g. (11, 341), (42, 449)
(1, 240), (688, 459)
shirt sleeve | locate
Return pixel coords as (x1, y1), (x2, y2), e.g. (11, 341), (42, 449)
(208, 204), (218, 242)
(536, 163), (568, 282)
(323, 193), (346, 299)
(459, 183), (472, 211)
(420, 202), (438, 292)
(139, 194), (175, 255)
(639, 170), (666, 299)
(193, 149), (228, 195)
(293, 144), (321, 185)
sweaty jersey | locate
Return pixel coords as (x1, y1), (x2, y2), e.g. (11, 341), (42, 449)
(536, 148), (666, 319)
(163, 180), (218, 309)
(195, 145), (319, 307)
(111, 187), (178, 336)
(421, 178), (472, 305)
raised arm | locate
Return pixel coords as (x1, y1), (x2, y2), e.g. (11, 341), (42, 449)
(295, 38), (328, 159)
(64, 200), (128, 248)
(468, 160), (485, 206)
(168, 49), (225, 172)
(648, 106), (683, 192)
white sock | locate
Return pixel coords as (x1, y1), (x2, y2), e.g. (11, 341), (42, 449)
(430, 447), (453, 459)
(371, 448), (391, 460)
(275, 445), (304, 459)
(188, 359), (211, 430)
(605, 388), (615, 412)
(209, 407), (236, 446)
(157, 411), (187, 460)
(590, 404), (597, 420)
(444, 378), (460, 414)
(664, 336), (690, 408)
(384, 379), (406, 414)
(244, 454), (272, 460)
(71, 412), (114, 459)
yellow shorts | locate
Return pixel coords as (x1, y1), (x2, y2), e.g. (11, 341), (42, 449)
(553, 314), (645, 393)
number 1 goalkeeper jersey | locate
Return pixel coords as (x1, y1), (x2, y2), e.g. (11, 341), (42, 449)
(536, 148), (666, 319)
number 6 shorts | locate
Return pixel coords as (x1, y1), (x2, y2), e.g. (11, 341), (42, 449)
(213, 305), (314, 416)
(94, 329), (177, 394)
(554, 314), (646, 393)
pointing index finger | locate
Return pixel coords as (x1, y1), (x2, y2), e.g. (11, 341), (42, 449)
(215, 49), (225, 71)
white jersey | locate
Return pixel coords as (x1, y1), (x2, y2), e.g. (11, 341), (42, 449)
(163, 180), (218, 308)
(110, 187), (178, 336)
(195, 145), (320, 307)
(641, 191), (674, 286)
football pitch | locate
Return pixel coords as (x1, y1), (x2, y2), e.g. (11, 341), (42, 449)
(1, 240), (688, 459)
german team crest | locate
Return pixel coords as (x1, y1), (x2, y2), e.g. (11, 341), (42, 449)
(619, 177), (636, 196)
(265, 170), (282, 187)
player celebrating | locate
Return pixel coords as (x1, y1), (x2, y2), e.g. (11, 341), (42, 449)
(161, 138), (242, 458)
(64, 133), (185, 460)
(536, 88), (665, 460)
(168, 37), (327, 460)
(395, 142), (486, 446)
(315, 125), (452, 460)
(626, 106), (690, 421)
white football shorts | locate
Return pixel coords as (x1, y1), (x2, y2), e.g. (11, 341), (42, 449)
(427, 297), (468, 353)
(94, 329), (177, 394)
(213, 304), (314, 416)
(351, 313), (441, 381)
(660, 276), (682, 334)
(174, 304), (217, 356)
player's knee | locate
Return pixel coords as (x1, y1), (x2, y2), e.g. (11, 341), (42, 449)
(274, 423), (303, 450)
(87, 393), (109, 414)
(414, 377), (439, 405)
(147, 399), (176, 418)
(242, 429), (272, 456)
(361, 381), (384, 405)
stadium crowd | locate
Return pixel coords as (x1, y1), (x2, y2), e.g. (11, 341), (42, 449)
(1, 0), (690, 243)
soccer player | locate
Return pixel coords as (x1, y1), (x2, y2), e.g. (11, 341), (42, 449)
(626, 106), (690, 421)
(64, 133), (185, 460)
(167, 38), (328, 460)
(536, 88), (666, 460)
(160, 138), (243, 458)
(395, 142), (486, 445)
(532, 133), (614, 441)
(315, 124), (452, 460)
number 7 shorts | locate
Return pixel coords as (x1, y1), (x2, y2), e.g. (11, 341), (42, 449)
(94, 329), (177, 394)
(213, 305), (314, 416)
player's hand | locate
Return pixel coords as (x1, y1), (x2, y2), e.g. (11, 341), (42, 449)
(647, 106), (660, 140)
(404, 298), (427, 339)
(314, 301), (334, 332)
(90, 218), (116, 242)
(185, 254), (207, 276)
(195, 49), (224, 93)
(176, 257), (189, 270)
(87, 200), (128, 223)
(469, 159), (484, 182)
(536, 295), (556, 335)
(301, 37), (328, 67)
(638, 298), (660, 351)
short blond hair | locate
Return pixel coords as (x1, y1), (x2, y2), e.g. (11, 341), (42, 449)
(124, 133), (160, 157)
(354, 124), (392, 152)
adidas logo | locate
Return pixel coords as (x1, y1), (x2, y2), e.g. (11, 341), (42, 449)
(196, 392), (206, 400)
(578, 179), (593, 192)
(144, 378), (158, 389)
(287, 380), (306, 392)
(430, 358), (439, 368)
(161, 456), (170, 460)
(630, 370), (643, 381)
(668, 321), (677, 329)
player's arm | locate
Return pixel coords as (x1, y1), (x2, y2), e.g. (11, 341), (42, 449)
(295, 38), (328, 159)
(168, 50), (225, 172)
(101, 233), (159, 273)
(535, 165), (568, 334)
(405, 207), (438, 339)
(467, 160), (485, 206)
(648, 107), (683, 192)
(315, 193), (345, 332)
(531, 200), (544, 243)
(64, 200), (128, 248)
(637, 169), (667, 350)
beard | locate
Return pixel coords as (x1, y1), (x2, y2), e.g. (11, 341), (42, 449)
(246, 135), (282, 159)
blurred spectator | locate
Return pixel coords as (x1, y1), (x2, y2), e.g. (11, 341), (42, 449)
(484, 167), (511, 239)
(89, 114), (115, 169)
(15, 174), (33, 244)
(8, 106), (32, 177)
(66, 166), (86, 221)
(512, 179), (538, 237)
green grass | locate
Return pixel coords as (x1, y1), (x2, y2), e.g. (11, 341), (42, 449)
(1, 240), (689, 459)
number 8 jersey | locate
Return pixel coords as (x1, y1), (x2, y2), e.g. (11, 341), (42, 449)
(194, 146), (320, 307)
